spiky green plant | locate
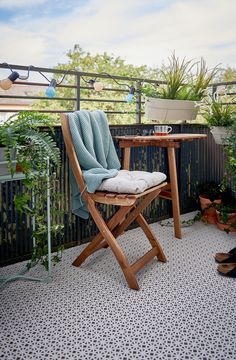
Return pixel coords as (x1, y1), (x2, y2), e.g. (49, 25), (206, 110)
(201, 97), (236, 126)
(141, 53), (219, 101)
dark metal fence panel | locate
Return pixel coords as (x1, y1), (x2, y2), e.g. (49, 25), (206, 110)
(0, 124), (224, 266)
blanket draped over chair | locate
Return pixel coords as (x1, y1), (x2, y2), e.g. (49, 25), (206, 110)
(68, 110), (120, 219)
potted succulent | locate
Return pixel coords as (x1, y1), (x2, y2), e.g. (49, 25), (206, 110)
(0, 111), (62, 269)
(198, 182), (223, 224)
(201, 96), (236, 145)
(143, 53), (219, 122)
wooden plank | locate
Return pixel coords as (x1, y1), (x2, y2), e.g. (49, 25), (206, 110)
(115, 134), (207, 141)
(118, 140), (180, 149)
(90, 193), (136, 206)
(131, 248), (158, 274)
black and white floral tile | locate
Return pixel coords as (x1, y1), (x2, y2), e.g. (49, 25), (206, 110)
(0, 212), (236, 360)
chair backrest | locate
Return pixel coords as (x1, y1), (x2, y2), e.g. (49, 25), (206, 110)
(60, 113), (86, 194)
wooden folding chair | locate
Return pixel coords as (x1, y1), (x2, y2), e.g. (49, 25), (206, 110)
(61, 113), (168, 290)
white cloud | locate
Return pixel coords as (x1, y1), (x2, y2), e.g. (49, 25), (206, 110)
(0, 0), (235, 71)
(0, 0), (46, 8)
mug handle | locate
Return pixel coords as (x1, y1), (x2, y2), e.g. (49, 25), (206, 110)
(167, 126), (172, 133)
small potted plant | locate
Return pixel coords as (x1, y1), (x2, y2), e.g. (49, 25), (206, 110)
(215, 203), (236, 233)
(142, 53), (219, 122)
(201, 96), (236, 145)
(198, 182), (223, 224)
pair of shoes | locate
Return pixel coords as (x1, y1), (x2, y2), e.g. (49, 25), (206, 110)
(217, 263), (236, 278)
(215, 247), (236, 278)
(215, 247), (236, 263)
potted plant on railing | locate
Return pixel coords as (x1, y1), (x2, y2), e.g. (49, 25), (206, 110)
(201, 96), (236, 145)
(0, 111), (63, 269)
(142, 53), (219, 122)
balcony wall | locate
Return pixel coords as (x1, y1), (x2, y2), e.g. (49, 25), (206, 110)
(0, 123), (224, 266)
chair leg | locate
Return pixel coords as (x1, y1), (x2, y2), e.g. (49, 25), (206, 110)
(72, 206), (132, 267)
(135, 214), (166, 262)
(83, 200), (140, 290)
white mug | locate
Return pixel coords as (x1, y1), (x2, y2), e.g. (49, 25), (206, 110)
(154, 125), (172, 136)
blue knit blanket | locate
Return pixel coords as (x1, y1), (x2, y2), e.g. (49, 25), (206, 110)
(68, 110), (121, 219)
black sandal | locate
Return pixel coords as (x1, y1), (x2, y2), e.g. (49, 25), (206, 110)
(217, 263), (236, 278)
(215, 247), (236, 263)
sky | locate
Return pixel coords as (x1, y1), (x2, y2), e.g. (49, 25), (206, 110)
(0, 0), (235, 73)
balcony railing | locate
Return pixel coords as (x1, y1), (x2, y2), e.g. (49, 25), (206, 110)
(0, 64), (232, 266)
(1, 63), (235, 124)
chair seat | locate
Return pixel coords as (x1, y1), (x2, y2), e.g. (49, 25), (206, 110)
(97, 170), (166, 194)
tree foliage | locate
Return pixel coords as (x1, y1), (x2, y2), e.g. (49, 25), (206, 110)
(37, 44), (236, 124)
(38, 44), (160, 124)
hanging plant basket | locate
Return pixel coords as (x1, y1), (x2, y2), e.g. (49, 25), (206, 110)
(144, 97), (198, 123)
(210, 126), (229, 145)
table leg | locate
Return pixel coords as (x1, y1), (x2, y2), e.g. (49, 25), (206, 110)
(167, 147), (182, 239)
(123, 148), (131, 170)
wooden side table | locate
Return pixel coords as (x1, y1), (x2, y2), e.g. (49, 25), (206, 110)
(115, 134), (207, 239)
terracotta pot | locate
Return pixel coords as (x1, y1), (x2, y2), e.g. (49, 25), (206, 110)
(216, 210), (236, 233)
(16, 163), (24, 173)
(199, 195), (221, 224)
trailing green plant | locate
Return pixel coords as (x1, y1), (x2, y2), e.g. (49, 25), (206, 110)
(224, 122), (236, 191)
(0, 111), (63, 270)
(197, 181), (223, 201)
(0, 111), (60, 174)
(141, 53), (219, 101)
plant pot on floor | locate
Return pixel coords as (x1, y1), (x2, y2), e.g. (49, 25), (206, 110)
(144, 98), (198, 123)
(216, 209), (236, 233)
(199, 195), (221, 224)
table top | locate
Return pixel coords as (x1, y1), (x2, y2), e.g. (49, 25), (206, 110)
(115, 133), (207, 142)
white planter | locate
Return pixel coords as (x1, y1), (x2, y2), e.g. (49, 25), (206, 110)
(210, 126), (229, 145)
(0, 147), (16, 176)
(144, 97), (198, 123)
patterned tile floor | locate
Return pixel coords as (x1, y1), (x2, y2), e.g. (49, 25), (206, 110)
(0, 212), (236, 360)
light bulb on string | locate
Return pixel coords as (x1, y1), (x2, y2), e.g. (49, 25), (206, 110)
(0, 71), (19, 90)
(87, 79), (104, 91)
(93, 82), (104, 91)
(45, 79), (57, 98)
(126, 86), (135, 103)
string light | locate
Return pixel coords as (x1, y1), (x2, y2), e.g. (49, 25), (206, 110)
(0, 63), (139, 102)
(100, 73), (136, 103)
(83, 78), (104, 92)
(0, 71), (19, 90)
(82, 73), (136, 101)
(45, 79), (57, 98)
(126, 86), (135, 103)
